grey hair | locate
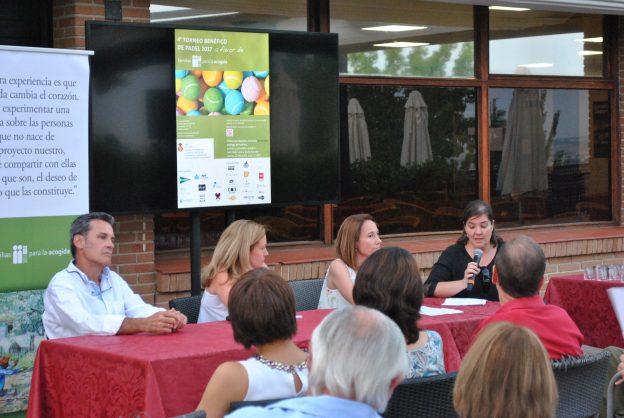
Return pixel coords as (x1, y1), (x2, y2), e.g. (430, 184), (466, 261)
(309, 306), (407, 412)
(70, 212), (114, 258)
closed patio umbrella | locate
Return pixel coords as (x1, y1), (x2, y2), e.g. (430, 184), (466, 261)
(347, 98), (371, 163)
(401, 90), (432, 166)
(496, 88), (548, 196)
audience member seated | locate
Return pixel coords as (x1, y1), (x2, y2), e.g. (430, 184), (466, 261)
(196, 268), (308, 418)
(198, 220), (268, 323)
(454, 321), (558, 418)
(473, 235), (583, 359)
(317, 214), (381, 309)
(43, 212), (187, 339)
(353, 246), (445, 378)
(425, 200), (503, 301)
(225, 306), (407, 418)
(602, 344), (624, 418)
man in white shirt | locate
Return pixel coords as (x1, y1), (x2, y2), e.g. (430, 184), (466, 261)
(42, 212), (186, 339)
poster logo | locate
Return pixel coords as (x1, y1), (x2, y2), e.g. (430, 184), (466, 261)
(12, 245), (28, 265)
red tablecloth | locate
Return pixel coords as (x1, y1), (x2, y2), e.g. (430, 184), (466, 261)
(27, 299), (498, 418)
(544, 274), (624, 348)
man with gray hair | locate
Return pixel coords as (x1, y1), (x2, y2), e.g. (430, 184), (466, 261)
(473, 234), (583, 359)
(226, 306), (408, 417)
(43, 212), (186, 339)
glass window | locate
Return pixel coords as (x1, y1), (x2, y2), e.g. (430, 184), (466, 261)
(490, 10), (603, 77)
(489, 88), (611, 226)
(155, 211), (225, 251)
(337, 84), (478, 235)
(331, 0), (474, 77)
(155, 205), (321, 251)
(150, 1), (307, 31)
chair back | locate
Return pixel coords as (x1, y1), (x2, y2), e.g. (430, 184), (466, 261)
(551, 345), (610, 418)
(171, 410), (206, 418)
(383, 372), (458, 418)
(169, 294), (202, 324)
(288, 278), (324, 311)
(230, 398), (285, 412)
(606, 371), (622, 418)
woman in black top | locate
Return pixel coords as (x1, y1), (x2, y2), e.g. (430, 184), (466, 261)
(424, 200), (503, 301)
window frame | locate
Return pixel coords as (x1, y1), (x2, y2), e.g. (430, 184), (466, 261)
(327, 6), (619, 243)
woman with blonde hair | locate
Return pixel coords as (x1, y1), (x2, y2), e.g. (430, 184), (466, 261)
(454, 322), (558, 418)
(198, 219), (268, 323)
(317, 213), (381, 309)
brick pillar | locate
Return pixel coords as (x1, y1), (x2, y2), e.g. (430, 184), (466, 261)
(53, 0), (149, 49)
(52, 0), (158, 303)
(113, 214), (158, 304)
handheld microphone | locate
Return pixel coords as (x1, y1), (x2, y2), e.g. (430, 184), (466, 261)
(466, 248), (483, 291)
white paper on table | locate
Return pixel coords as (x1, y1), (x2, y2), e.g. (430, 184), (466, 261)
(420, 306), (463, 316)
(442, 298), (487, 306)
(607, 287), (624, 335)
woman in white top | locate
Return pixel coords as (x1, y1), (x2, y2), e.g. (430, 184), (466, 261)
(317, 213), (382, 309)
(196, 268), (308, 418)
(198, 219), (268, 323)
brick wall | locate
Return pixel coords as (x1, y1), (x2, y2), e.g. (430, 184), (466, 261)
(53, 0), (149, 49)
(113, 214), (157, 304)
(51, 0), (159, 303)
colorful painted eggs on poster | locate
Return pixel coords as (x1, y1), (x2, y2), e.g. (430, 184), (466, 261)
(175, 69), (269, 116)
(202, 70), (223, 87)
(217, 80), (233, 96)
(204, 88), (224, 112)
(223, 71), (243, 90)
(181, 75), (201, 101)
(177, 95), (198, 113)
(241, 76), (263, 102)
(239, 101), (255, 116)
(254, 99), (270, 116)
(225, 90), (245, 115)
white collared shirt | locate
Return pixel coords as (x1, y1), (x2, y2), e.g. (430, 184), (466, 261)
(42, 261), (163, 339)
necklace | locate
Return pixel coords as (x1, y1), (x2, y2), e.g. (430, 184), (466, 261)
(254, 353), (308, 375)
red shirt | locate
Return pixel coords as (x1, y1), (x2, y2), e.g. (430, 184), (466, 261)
(475, 295), (584, 359)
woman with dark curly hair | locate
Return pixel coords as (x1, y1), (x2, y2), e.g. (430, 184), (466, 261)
(353, 246), (445, 378)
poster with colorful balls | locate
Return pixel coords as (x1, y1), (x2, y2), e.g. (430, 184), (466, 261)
(174, 29), (271, 209)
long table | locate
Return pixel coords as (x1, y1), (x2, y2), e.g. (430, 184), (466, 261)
(27, 299), (499, 418)
(544, 274), (624, 348)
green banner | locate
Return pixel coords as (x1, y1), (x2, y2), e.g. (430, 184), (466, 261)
(0, 216), (73, 292)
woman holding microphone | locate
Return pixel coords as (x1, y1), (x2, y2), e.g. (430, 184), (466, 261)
(424, 200), (503, 301)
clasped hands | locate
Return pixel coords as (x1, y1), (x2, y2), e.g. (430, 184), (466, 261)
(145, 309), (188, 334)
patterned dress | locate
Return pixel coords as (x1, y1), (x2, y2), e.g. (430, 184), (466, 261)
(405, 330), (446, 378)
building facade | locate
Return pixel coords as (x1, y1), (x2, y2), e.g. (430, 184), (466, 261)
(3, 0), (624, 305)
